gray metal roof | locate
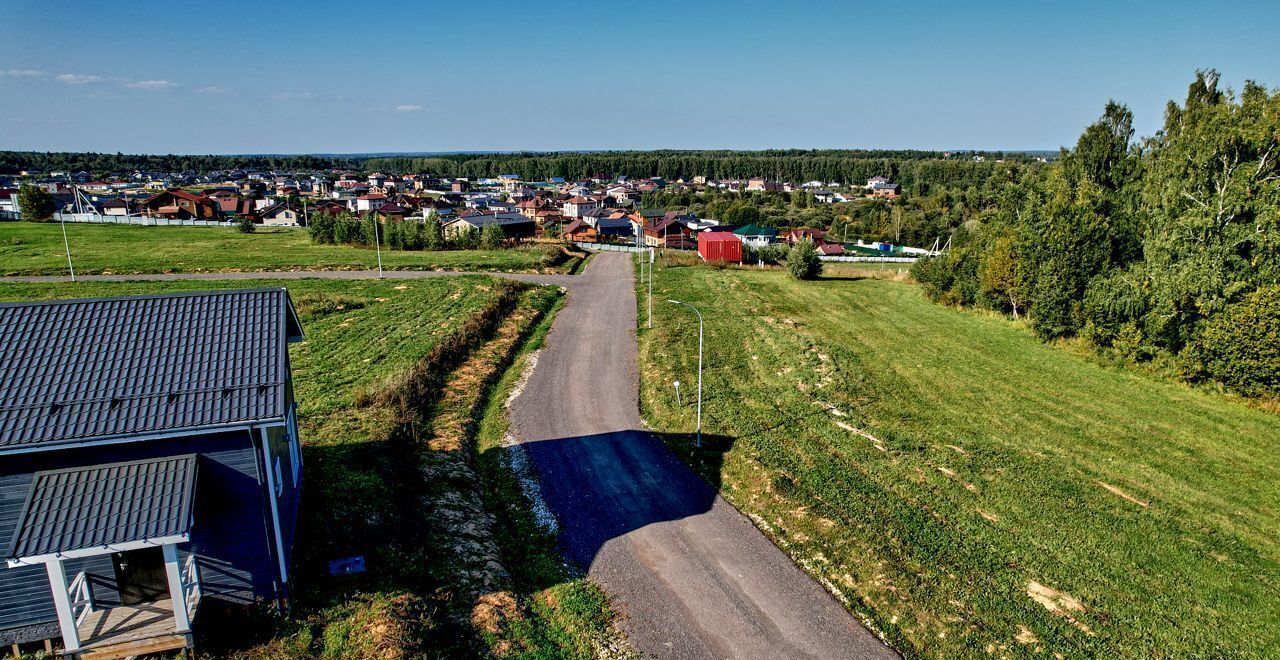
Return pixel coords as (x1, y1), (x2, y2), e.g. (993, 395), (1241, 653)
(450, 212), (534, 228)
(7, 454), (199, 559)
(0, 288), (304, 450)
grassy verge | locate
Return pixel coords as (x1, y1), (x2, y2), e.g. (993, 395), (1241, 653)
(471, 294), (633, 659)
(636, 261), (1280, 658)
(0, 222), (580, 275)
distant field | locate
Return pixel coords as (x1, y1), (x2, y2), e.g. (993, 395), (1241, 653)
(0, 222), (571, 276)
(638, 263), (1280, 658)
(0, 277), (617, 657)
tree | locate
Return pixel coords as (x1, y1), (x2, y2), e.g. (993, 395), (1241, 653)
(17, 185), (55, 221)
(787, 239), (822, 280)
(424, 211), (444, 250)
(236, 215), (256, 233)
(480, 222), (506, 249)
(979, 234), (1022, 317)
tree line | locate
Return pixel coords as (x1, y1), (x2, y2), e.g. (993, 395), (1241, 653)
(306, 211), (507, 251)
(363, 150), (1040, 193)
(912, 70), (1280, 397)
(0, 151), (357, 176)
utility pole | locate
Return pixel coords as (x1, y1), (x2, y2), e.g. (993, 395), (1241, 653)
(647, 247), (654, 329)
(373, 215), (384, 278)
(667, 299), (703, 448)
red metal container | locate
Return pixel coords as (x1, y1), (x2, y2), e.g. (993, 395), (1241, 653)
(698, 231), (743, 262)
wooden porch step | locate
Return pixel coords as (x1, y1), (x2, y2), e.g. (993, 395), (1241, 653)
(79, 633), (189, 660)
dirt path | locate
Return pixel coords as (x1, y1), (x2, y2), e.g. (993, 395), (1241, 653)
(508, 252), (896, 659)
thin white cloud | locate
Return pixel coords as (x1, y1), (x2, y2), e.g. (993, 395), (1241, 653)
(127, 79), (177, 90)
(395, 104), (423, 113)
(196, 85), (237, 95)
(56, 73), (102, 84)
(0, 69), (45, 77)
(273, 91), (317, 101)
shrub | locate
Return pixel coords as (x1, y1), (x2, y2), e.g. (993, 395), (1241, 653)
(308, 212), (336, 244)
(1183, 286), (1280, 397)
(17, 185), (56, 221)
(757, 244), (790, 265)
(786, 239), (822, 280)
(236, 215), (256, 233)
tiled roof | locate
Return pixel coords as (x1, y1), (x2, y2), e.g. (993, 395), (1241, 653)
(7, 455), (198, 559)
(0, 289), (304, 450)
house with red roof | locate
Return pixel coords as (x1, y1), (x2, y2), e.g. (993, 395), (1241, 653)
(139, 189), (219, 219)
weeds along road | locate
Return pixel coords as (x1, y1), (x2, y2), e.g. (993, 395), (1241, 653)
(509, 252), (896, 659)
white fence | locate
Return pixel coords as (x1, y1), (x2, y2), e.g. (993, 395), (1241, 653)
(573, 241), (648, 253)
(53, 212), (237, 227)
(819, 255), (918, 263)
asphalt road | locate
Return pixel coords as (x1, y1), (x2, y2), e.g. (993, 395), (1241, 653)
(0, 269), (578, 287)
(509, 252), (896, 659)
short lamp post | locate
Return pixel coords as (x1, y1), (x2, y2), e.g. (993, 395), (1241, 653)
(673, 380), (682, 406)
(667, 299), (703, 448)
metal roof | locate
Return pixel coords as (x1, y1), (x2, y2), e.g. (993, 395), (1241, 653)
(0, 288), (304, 450)
(7, 455), (198, 559)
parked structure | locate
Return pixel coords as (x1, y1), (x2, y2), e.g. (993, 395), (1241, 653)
(698, 231), (744, 262)
(0, 289), (305, 657)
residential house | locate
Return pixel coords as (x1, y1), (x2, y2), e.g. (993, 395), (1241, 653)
(732, 224), (778, 248)
(563, 196), (600, 218)
(100, 199), (131, 216)
(784, 228), (827, 245)
(642, 216), (694, 248)
(258, 203), (301, 226)
(746, 178), (781, 192)
(818, 243), (844, 256)
(0, 289), (305, 657)
(563, 219), (598, 243)
(139, 190), (219, 220)
(443, 212), (535, 241)
(369, 203), (409, 222)
(355, 194), (386, 212)
(869, 182), (901, 199)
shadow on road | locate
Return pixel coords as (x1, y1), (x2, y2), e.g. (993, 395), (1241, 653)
(519, 430), (736, 571)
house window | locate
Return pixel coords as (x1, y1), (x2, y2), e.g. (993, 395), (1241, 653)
(288, 406), (302, 482)
(273, 457), (284, 497)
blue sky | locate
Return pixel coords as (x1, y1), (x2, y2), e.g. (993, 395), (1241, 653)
(1, 0), (1277, 154)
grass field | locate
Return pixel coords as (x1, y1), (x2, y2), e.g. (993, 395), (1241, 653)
(0, 275), (620, 658)
(637, 261), (1280, 658)
(0, 222), (573, 276)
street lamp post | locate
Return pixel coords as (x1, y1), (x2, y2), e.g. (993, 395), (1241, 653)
(667, 299), (703, 448)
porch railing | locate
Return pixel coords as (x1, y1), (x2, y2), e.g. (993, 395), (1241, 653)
(68, 571), (94, 627)
(181, 554), (201, 618)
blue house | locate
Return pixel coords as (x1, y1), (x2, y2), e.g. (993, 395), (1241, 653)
(0, 288), (305, 658)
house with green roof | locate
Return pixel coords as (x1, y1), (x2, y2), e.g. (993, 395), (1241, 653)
(731, 223), (777, 248)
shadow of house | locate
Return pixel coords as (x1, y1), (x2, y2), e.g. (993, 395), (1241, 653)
(520, 430), (734, 572)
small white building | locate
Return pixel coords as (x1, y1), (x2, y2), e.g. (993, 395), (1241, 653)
(356, 194), (387, 212)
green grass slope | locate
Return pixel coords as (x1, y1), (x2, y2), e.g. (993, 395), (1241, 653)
(638, 262), (1280, 658)
(0, 222), (567, 275)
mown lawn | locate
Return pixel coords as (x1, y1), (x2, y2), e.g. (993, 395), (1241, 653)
(637, 262), (1280, 658)
(0, 221), (569, 275)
